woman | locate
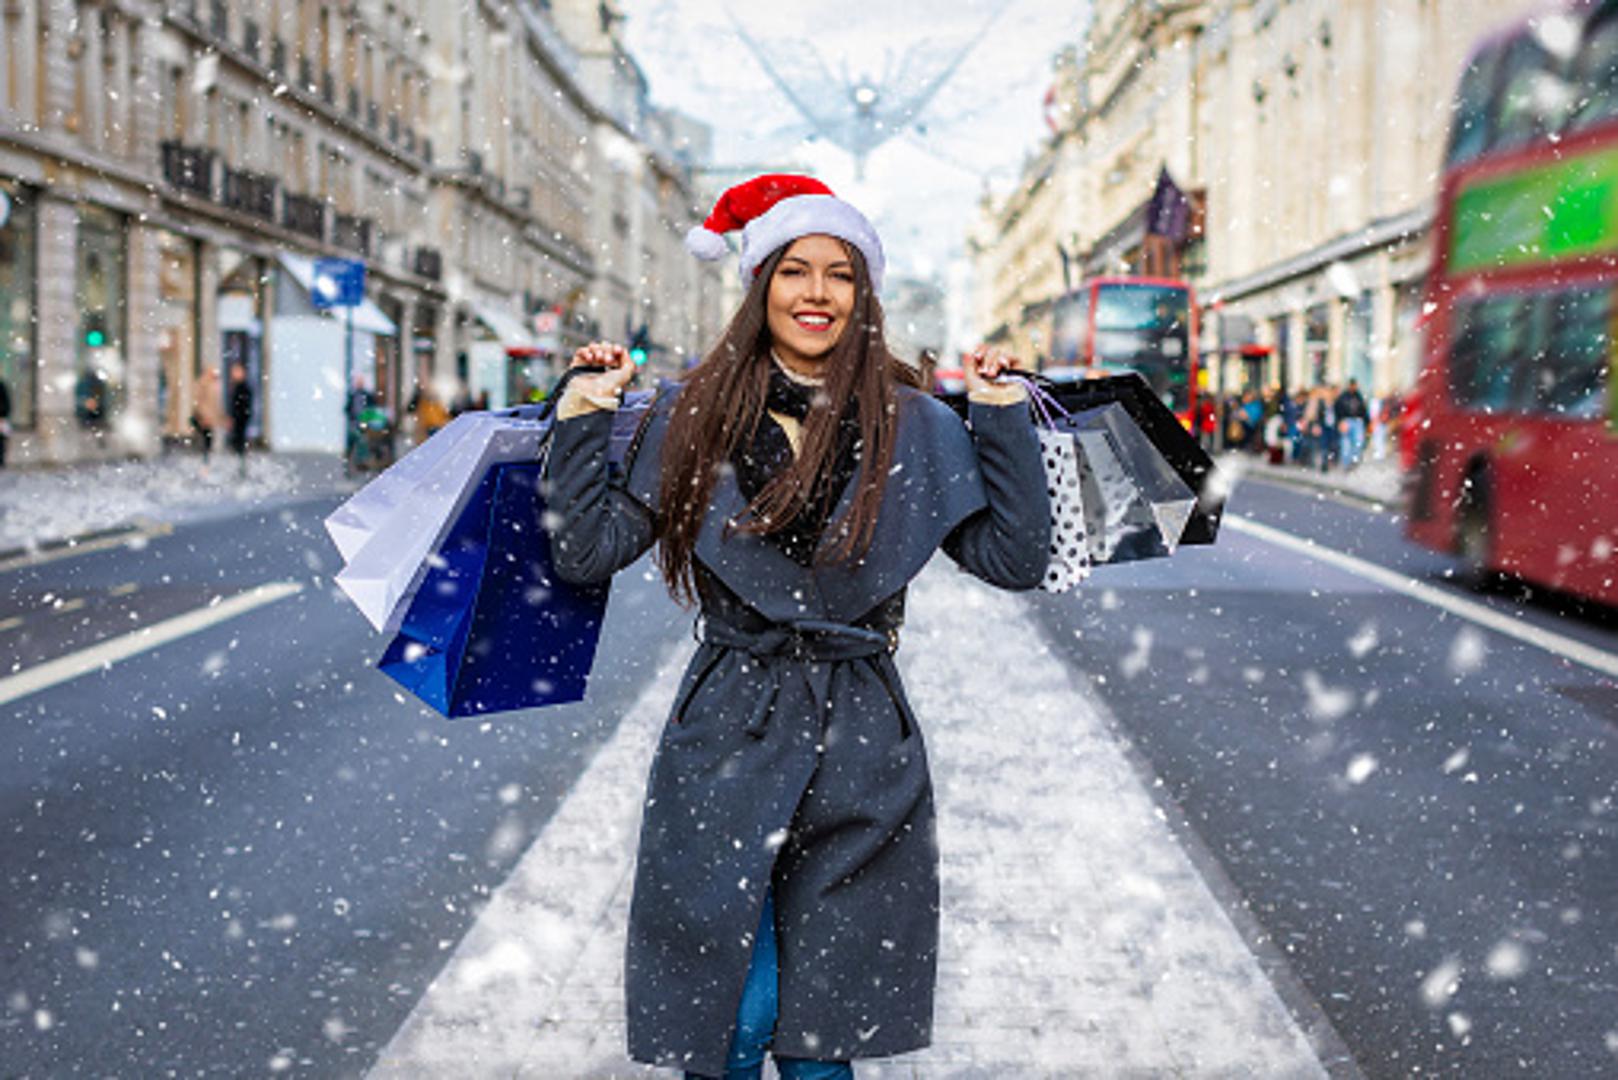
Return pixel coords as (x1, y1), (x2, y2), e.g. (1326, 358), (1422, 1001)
(543, 174), (1050, 1079)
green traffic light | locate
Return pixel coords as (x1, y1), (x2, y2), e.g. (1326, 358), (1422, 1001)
(86, 330), (105, 347)
(630, 348), (648, 366)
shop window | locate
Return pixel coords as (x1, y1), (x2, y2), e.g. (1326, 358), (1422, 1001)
(156, 231), (199, 437)
(75, 206), (128, 428)
(1447, 293), (1540, 413)
(0, 183), (37, 429)
(1540, 284), (1612, 419)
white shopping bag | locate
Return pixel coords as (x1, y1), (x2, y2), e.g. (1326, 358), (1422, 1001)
(1037, 428), (1092, 593)
(332, 417), (551, 633)
(325, 411), (495, 563)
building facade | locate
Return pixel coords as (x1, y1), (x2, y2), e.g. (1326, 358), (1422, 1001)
(0, 0), (722, 465)
(972, 0), (1517, 399)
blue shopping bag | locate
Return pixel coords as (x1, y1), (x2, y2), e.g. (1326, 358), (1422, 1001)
(376, 460), (610, 717)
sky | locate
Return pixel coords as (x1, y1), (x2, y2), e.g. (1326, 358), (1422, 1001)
(620, 0), (1090, 286)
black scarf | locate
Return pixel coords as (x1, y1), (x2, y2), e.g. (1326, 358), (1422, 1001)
(732, 363), (861, 566)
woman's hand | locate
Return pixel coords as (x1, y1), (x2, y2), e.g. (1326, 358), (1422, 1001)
(568, 341), (636, 400)
(961, 345), (1025, 396)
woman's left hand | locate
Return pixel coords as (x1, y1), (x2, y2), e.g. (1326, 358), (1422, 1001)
(961, 345), (1025, 395)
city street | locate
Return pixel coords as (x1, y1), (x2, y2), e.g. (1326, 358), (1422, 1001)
(3, 475), (1615, 1076)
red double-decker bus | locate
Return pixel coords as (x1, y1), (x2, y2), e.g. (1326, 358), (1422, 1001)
(1405, 3), (1618, 606)
(1048, 276), (1200, 426)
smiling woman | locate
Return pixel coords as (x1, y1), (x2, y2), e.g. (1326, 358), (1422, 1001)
(542, 173), (1049, 1080)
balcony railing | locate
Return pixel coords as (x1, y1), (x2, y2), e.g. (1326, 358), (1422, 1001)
(222, 166), (277, 222)
(160, 140), (214, 200)
(332, 212), (372, 256)
(281, 193), (326, 241)
(412, 246), (443, 281)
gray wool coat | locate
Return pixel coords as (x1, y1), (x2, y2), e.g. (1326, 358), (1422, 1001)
(543, 382), (1049, 1076)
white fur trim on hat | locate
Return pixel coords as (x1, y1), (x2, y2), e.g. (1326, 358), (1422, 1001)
(685, 225), (730, 261)
(737, 194), (886, 294)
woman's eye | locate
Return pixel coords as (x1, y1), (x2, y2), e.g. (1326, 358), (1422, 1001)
(833, 272), (854, 283)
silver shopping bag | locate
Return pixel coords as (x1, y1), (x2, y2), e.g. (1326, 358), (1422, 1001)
(325, 411), (502, 563)
(331, 415), (554, 633)
(1065, 402), (1198, 565)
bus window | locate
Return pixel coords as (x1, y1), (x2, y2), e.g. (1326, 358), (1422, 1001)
(1447, 45), (1502, 166)
(1541, 285), (1613, 419)
(1493, 33), (1577, 152)
(1448, 293), (1541, 413)
(1569, 12), (1618, 132)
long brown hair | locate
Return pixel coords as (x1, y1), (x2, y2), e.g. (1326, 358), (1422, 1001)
(655, 240), (923, 607)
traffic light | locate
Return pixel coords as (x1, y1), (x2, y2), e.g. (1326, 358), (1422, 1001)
(628, 324), (650, 366)
(84, 312), (107, 348)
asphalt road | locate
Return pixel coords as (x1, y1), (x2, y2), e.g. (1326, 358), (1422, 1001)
(0, 498), (688, 1077)
(1023, 474), (1618, 1078)
(4, 474), (1616, 1077)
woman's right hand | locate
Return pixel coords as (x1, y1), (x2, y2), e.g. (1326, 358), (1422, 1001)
(568, 341), (636, 400)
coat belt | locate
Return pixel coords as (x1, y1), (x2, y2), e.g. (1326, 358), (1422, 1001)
(697, 617), (897, 739)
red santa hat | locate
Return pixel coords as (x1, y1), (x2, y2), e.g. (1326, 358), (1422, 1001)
(685, 173), (886, 293)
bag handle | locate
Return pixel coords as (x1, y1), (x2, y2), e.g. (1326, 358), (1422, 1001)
(1004, 372), (1071, 431)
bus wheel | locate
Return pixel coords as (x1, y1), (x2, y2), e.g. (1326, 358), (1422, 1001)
(1455, 464), (1495, 589)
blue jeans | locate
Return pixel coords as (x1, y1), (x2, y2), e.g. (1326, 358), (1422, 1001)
(1340, 417), (1366, 468)
(685, 890), (854, 1080)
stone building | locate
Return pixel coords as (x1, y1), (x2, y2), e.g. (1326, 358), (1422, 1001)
(972, 0), (1517, 399)
(0, 0), (721, 465)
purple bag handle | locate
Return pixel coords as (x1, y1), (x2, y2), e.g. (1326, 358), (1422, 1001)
(1003, 374), (1071, 432)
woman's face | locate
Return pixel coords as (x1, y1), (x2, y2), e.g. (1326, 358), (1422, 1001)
(765, 234), (856, 374)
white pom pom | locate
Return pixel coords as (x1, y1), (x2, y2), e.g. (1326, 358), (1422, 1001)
(685, 226), (729, 261)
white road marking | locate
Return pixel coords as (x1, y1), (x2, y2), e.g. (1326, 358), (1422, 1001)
(0, 581), (304, 706)
(0, 522), (173, 574)
(1227, 515), (1618, 680)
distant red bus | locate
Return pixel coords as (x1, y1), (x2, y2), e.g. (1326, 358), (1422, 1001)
(1049, 276), (1200, 426)
(1406, 3), (1618, 604)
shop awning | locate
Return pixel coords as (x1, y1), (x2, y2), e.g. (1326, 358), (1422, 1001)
(471, 300), (538, 352)
(277, 253), (398, 336)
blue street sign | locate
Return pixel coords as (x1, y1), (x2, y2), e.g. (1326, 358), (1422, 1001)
(311, 257), (366, 309)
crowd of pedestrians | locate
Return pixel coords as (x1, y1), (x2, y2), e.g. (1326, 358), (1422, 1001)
(1207, 378), (1401, 471)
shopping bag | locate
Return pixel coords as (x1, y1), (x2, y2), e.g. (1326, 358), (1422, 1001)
(334, 416), (552, 633)
(1040, 372), (1223, 545)
(1036, 427), (1093, 592)
(325, 411), (498, 563)
(1065, 402), (1199, 564)
(1014, 375), (1202, 575)
(376, 461), (610, 717)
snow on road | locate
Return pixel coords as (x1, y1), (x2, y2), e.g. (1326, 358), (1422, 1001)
(370, 560), (1329, 1078)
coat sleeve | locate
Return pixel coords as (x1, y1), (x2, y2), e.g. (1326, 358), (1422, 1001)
(941, 400), (1051, 591)
(542, 408), (658, 586)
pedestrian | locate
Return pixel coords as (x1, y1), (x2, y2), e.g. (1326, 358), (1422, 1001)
(227, 362), (253, 477)
(543, 173), (1049, 1079)
(413, 384), (449, 444)
(1335, 378), (1369, 469)
(0, 372), (11, 468)
(191, 366), (226, 469)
